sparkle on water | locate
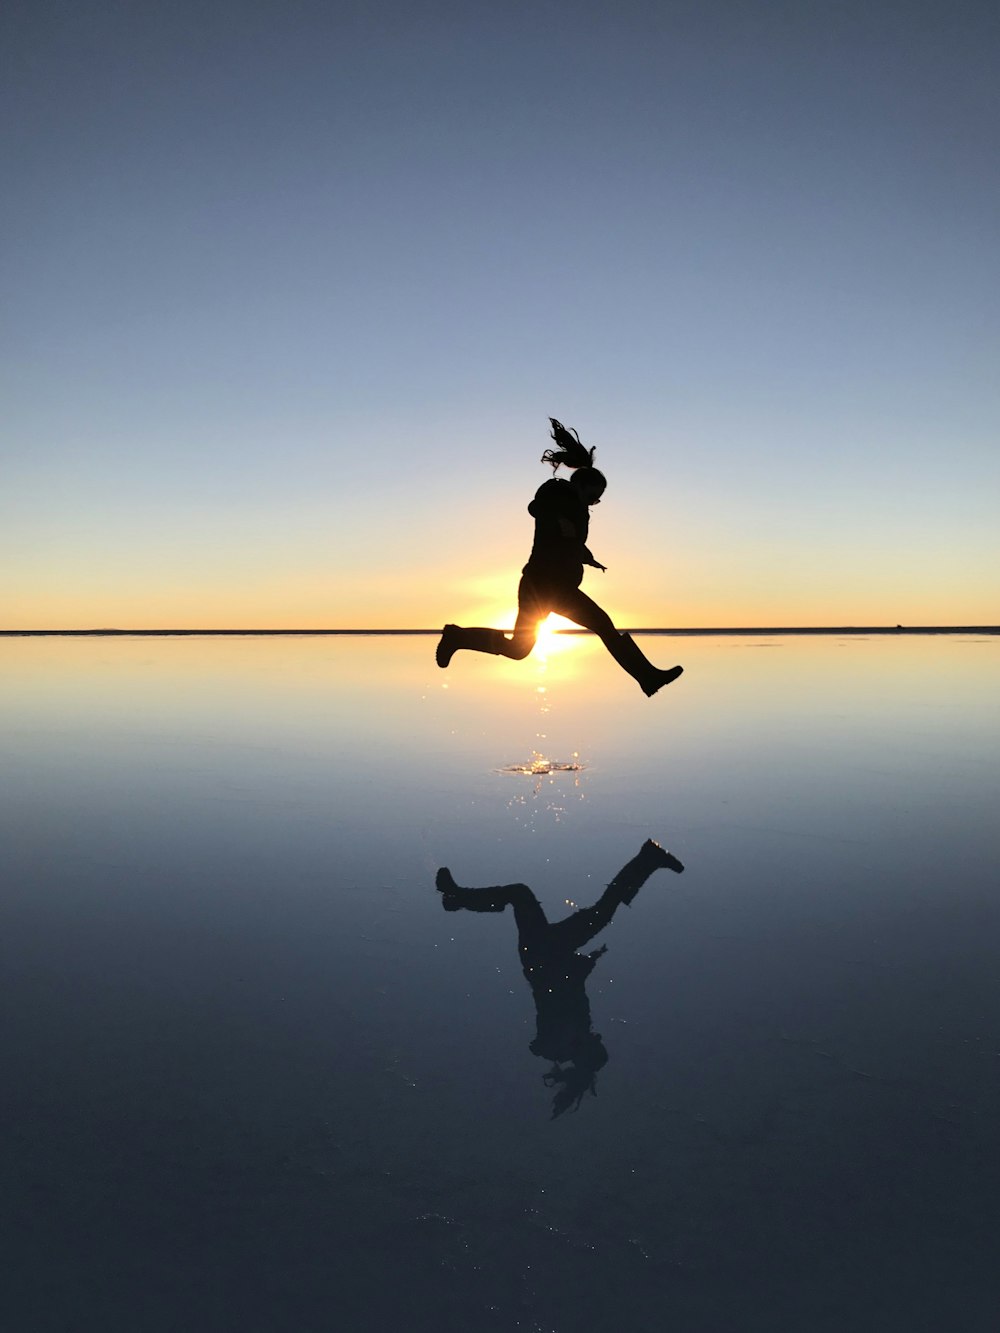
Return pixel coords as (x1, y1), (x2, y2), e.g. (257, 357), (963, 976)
(499, 751), (585, 777)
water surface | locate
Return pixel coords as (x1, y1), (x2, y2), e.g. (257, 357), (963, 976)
(3, 634), (998, 1330)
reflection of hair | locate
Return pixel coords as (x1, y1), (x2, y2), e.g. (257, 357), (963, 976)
(542, 417), (596, 472)
(542, 1035), (609, 1119)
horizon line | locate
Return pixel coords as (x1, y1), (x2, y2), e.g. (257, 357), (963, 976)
(3, 626), (998, 638)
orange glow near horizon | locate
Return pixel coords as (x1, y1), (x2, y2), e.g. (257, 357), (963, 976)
(4, 564), (998, 633)
(1, 507), (996, 632)
(0, 513), (990, 634)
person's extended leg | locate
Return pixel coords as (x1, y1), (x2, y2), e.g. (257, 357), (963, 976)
(552, 587), (683, 696)
(549, 840), (684, 952)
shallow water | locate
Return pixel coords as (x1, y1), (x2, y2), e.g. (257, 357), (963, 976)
(3, 633), (999, 1330)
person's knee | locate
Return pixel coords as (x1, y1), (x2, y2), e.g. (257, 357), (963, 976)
(505, 635), (535, 660)
(588, 607), (618, 638)
(587, 621), (618, 650)
(556, 595), (617, 643)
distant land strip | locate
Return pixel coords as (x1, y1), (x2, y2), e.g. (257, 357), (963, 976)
(3, 627), (997, 638)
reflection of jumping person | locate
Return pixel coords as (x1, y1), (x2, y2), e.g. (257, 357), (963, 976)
(436, 839), (684, 1117)
(435, 418), (683, 696)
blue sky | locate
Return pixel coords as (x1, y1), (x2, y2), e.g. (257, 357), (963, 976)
(3, 0), (998, 627)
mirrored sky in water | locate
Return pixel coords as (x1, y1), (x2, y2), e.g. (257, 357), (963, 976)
(3, 634), (999, 1329)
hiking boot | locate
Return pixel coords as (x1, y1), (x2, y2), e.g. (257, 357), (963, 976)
(640, 838), (685, 874)
(610, 633), (684, 696)
(435, 624), (460, 668)
(643, 664), (684, 697)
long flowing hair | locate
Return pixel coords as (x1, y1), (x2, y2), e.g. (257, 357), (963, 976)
(541, 417), (596, 472)
(542, 1034), (609, 1118)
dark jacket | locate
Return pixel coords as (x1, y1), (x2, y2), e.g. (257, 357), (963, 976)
(523, 479), (591, 585)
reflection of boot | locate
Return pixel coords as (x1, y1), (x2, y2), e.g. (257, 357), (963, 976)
(613, 838), (685, 905)
(639, 838), (685, 875)
(435, 868), (507, 912)
(436, 624), (506, 667)
(609, 633), (683, 696)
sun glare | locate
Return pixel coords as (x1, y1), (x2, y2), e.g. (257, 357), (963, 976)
(465, 601), (579, 661)
(535, 615), (577, 658)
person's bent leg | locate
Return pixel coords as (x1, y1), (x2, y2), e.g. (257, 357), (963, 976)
(496, 605), (542, 660)
(435, 868), (530, 913)
(437, 577), (546, 667)
(436, 617), (541, 667)
(493, 573), (548, 660)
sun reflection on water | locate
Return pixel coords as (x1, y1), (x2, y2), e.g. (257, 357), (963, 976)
(502, 754), (587, 825)
(499, 646), (588, 825)
(499, 751), (585, 782)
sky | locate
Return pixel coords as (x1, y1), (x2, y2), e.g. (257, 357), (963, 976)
(3, 0), (998, 629)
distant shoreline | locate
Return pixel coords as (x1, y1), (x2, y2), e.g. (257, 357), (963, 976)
(3, 627), (997, 638)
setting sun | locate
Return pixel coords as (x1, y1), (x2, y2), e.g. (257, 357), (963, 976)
(534, 615), (579, 658)
(464, 600), (580, 660)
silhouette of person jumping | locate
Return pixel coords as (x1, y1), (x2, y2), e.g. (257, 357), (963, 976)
(435, 418), (683, 696)
(435, 839), (684, 1117)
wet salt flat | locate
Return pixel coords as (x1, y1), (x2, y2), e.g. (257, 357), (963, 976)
(3, 632), (999, 1331)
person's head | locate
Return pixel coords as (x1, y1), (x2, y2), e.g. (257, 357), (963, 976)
(570, 466), (606, 507)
